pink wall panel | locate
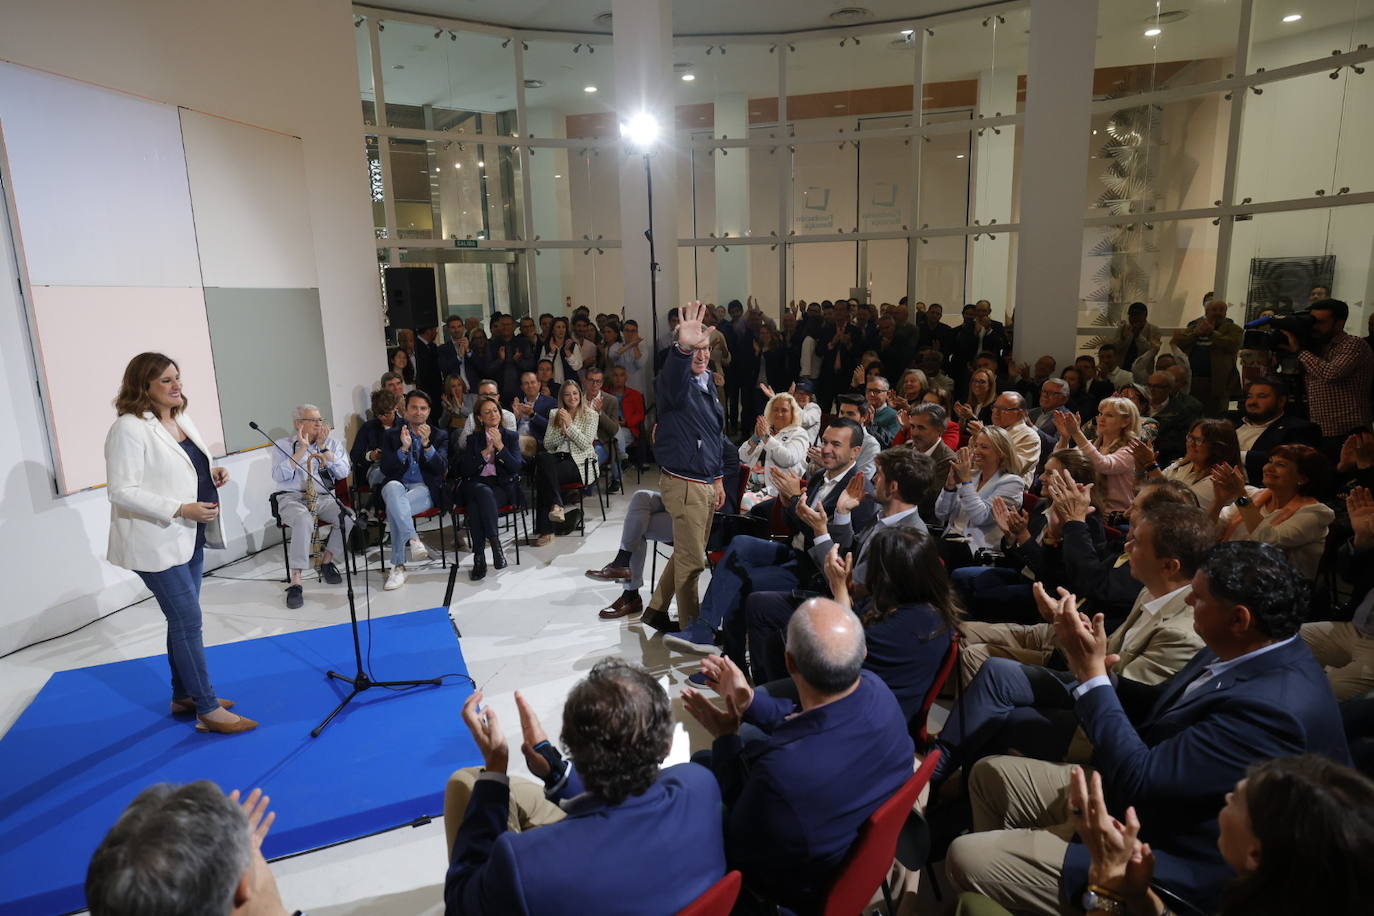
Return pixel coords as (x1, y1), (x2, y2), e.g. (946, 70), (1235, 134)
(28, 286), (226, 494)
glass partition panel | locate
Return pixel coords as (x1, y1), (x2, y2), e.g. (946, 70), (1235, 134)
(1092, 0), (1240, 97)
(914, 234), (969, 312)
(919, 123), (972, 229)
(858, 118), (914, 233)
(1248, 0), (1372, 71)
(386, 137), (520, 241)
(1086, 92), (1231, 217)
(674, 41), (780, 135)
(356, 18), (374, 119)
(786, 33), (917, 137)
(523, 38), (616, 143)
(366, 136), (386, 238)
(864, 239), (909, 306)
(788, 241), (858, 302)
(791, 130), (857, 236)
(1080, 218), (1219, 336)
(925, 10), (1030, 111)
(1236, 69), (1372, 204)
(378, 21), (518, 135)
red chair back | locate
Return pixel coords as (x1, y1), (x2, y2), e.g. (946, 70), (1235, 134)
(675, 870), (742, 916)
(820, 751), (942, 916)
(911, 633), (960, 751)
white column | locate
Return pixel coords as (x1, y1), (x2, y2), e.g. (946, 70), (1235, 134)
(1012, 0), (1098, 366)
(970, 67), (1017, 316)
(612, 0), (679, 364)
(526, 107), (566, 313)
(714, 92), (749, 304)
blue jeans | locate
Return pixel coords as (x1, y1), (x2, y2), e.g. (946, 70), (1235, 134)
(382, 479), (433, 565)
(136, 545), (216, 715)
(698, 536), (802, 669)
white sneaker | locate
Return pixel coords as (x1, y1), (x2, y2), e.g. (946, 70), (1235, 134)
(549, 504), (566, 523)
(408, 538), (429, 561)
(384, 565), (408, 590)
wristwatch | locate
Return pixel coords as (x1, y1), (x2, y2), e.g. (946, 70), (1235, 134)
(1081, 886), (1128, 915)
(1234, 495), (1252, 508)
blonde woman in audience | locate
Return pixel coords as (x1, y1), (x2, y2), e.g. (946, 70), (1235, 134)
(935, 425), (1025, 566)
(1131, 418), (1239, 509)
(436, 373), (471, 431)
(738, 392), (809, 509)
(893, 368), (929, 411)
(1210, 443), (1334, 580)
(1053, 395), (1142, 518)
(532, 378), (598, 546)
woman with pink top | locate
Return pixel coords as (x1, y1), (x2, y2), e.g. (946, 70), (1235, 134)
(1052, 396), (1142, 519)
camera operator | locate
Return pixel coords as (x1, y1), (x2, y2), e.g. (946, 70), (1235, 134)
(1277, 298), (1374, 461)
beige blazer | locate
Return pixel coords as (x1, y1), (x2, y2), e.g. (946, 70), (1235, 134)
(1107, 585), (1203, 685)
(105, 411), (225, 573)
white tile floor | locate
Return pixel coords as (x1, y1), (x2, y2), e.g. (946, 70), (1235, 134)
(0, 472), (801, 915)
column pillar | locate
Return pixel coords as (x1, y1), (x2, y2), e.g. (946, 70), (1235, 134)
(970, 67), (1017, 316)
(714, 92), (749, 304)
(1012, 0), (1097, 366)
(612, 0), (679, 367)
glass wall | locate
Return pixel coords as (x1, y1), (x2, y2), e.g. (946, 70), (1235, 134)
(355, 1), (1372, 346)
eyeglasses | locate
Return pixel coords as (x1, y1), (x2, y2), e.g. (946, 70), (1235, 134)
(1185, 435), (1207, 445)
(866, 388), (886, 394)
(991, 405), (1022, 412)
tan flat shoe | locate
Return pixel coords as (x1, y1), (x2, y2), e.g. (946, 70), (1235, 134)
(195, 714), (259, 734)
(171, 698), (235, 716)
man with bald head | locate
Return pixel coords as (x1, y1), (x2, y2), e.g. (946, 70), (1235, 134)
(967, 390), (1041, 482)
(682, 599), (914, 911)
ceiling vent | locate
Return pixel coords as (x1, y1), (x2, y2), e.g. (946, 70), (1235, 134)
(523, 79), (544, 89)
(828, 7), (873, 25)
(1147, 10), (1190, 24)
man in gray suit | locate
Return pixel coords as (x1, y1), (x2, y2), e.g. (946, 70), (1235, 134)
(738, 447), (934, 684)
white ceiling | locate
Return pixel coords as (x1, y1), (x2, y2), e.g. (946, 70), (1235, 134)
(360, 2), (1368, 125)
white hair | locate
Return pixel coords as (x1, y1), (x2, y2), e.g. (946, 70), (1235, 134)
(293, 404), (321, 421)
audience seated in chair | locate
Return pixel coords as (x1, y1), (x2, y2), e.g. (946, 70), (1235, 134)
(531, 379), (599, 547)
(934, 424), (1026, 567)
(379, 390), (448, 591)
(1208, 443), (1334, 581)
(445, 660), (726, 916)
(456, 379), (516, 450)
(86, 782), (289, 916)
(681, 599), (914, 913)
(350, 388), (400, 491)
(272, 404), (351, 610)
(453, 396), (522, 581)
(509, 370), (556, 459)
(945, 541), (1350, 915)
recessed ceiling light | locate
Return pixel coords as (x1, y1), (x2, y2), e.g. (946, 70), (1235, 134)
(1144, 27), (1162, 37)
(956, 153), (965, 159)
(554, 174), (562, 178)
(1282, 13), (1302, 22)
(434, 168), (440, 173)
(477, 160), (485, 167)
(584, 85), (597, 93)
(682, 73), (695, 81)
(453, 162), (461, 169)
(900, 29), (913, 36)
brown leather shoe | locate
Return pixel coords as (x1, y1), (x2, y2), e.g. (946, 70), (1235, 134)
(171, 698), (235, 716)
(586, 564), (632, 582)
(195, 714), (259, 735)
(598, 593), (643, 620)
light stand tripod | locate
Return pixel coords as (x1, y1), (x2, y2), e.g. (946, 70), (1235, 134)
(249, 421), (444, 738)
(643, 150), (660, 360)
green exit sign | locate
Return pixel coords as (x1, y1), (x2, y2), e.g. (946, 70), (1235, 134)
(454, 239), (479, 249)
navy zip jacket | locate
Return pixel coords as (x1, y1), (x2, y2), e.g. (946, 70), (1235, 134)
(653, 345), (725, 482)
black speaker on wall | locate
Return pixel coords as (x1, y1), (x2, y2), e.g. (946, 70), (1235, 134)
(383, 267), (438, 331)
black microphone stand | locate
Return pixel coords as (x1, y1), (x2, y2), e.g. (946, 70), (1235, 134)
(249, 421), (443, 738)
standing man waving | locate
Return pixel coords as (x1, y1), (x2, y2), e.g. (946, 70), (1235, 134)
(644, 301), (727, 633)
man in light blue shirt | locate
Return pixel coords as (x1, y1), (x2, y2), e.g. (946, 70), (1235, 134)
(271, 404), (351, 609)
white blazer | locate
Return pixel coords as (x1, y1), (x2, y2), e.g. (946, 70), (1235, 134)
(105, 411), (225, 573)
(739, 424), (810, 494)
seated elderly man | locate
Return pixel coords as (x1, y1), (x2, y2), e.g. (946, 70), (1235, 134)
(946, 541), (1350, 915)
(86, 782), (288, 916)
(444, 660), (726, 915)
(683, 598), (914, 912)
(966, 390), (1041, 483)
(271, 404), (351, 610)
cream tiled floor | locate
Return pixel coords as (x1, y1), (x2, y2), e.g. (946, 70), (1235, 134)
(0, 473), (754, 915)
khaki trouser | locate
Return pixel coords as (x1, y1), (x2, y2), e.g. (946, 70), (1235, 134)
(649, 473), (715, 626)
(946, 755), (1086, 916)
(1301, 621), (1374, 700)
(959, 621), (1058, 687)
(443, 767), (567, 858)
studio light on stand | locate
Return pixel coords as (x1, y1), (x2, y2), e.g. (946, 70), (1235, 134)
(621, 112), (662, 358)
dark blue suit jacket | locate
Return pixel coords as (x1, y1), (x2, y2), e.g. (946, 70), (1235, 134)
(444, 765), (726, 916)
(511, 393), (558, 443)
(653, 346), (725, 481)
(712, 670), (914, 910)
(455, 426), (524, 509)
(1062, 636), (1351, 911)
(379, 424), (449, 511)
(437, 342), (483, 392)
(860, 602), (954, 724)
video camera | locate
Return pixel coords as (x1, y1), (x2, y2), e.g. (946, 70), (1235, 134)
(1243, 310), (1317, 351)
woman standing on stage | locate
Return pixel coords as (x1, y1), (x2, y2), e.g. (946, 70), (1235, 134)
(104, 352), (257, 735)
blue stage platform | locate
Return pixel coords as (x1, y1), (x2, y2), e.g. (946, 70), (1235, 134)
(0, 606), (478, 915)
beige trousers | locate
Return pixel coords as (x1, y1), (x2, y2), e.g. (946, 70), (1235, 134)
(1301, 621), (1374, 700)
(946, 755), (1085, 916)
(443, 766), (567, 858)
(649, 473), (715, 625)
(959, 621), (1057, 687)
